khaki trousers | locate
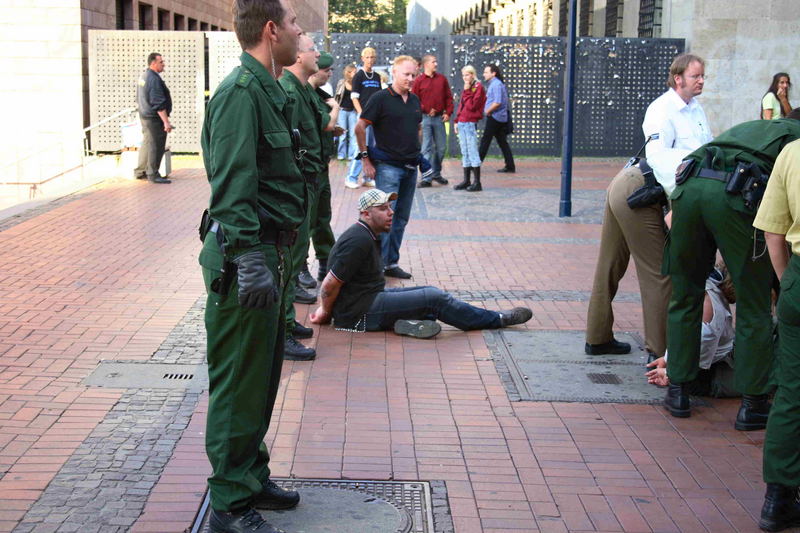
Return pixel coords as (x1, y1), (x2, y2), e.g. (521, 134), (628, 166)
(586, 166), (670, 357)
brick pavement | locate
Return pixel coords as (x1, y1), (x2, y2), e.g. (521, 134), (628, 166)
(0, 158), (777, 532)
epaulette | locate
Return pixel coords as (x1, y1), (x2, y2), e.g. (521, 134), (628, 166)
(236, 69), (254, 87)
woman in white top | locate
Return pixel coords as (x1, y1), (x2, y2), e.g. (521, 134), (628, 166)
(762, 72), (792, 120)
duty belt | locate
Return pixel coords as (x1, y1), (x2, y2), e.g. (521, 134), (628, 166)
(209, 221), (297, 247)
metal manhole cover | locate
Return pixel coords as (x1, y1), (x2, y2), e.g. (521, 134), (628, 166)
(83, 362), (208, 391)
(190, 479), (436, 533)
(485, 329), (708, 404)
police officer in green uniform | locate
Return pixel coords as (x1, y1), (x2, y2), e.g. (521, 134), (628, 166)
(279, 35), (338, 361)
(663, 114), (800, 429)
(755, 122), (800, 532)
(198, 1), (303, 531)
(307, 52), (339, 283)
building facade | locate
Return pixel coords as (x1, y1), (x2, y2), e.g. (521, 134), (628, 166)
(446, 0), (800, 135)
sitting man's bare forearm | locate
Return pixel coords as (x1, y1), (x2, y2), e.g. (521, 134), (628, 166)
(310, 272), (344, 324)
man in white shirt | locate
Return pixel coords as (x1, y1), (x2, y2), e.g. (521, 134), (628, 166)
(585, 53), (711, 361)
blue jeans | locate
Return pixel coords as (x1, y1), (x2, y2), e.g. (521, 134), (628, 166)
(456, 121), (481, 168)
(375, 162), (416, 268)
(421, 115), (446, 178)
(336, 109), (358, 159)
(346, 125), (374, 181)
(365, 286), (502, 331)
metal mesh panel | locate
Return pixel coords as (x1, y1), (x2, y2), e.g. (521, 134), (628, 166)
(450, 36), (565, 157)
(573, 37), (683, 156)
(88, 30), (204, 152)
(207, 31), (243, 97)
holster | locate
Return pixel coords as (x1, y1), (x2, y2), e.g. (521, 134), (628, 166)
(626, 159), (667, 209)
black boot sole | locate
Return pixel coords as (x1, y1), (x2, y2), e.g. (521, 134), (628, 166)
(759, 517), (800, 532)
(663, 400), (691, 418)
(735, 419), (768, 431)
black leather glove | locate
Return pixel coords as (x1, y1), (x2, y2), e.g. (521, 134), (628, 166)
(232, 250), (278, 310)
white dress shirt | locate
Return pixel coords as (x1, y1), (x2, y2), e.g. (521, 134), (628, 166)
(642, 89), (713, 195)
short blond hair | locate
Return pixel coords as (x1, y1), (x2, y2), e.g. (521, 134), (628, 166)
(461, 65), (477, 77)
(393, 55), (417, 68)
(361, 46), (376, 58)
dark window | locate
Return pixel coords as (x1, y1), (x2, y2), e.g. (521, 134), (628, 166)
(174, 14), (185, 30)
(200, 21), (209, 31)
(559, 0), (568, 36)
(605, 0), (622, 36)
(158, 8), (169, 30)
(116, 0), (134, 29)
(638, 0), (662, 37)
(211, 25), (218, 31)
(138, 2), (153, 30)
(188, 18), (197, 30)
(579, 0), (593, 36)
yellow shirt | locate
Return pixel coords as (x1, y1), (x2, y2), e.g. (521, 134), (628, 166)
(754, 139), (800, 255)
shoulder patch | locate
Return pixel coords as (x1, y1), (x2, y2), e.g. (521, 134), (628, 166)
(236, 70), (253, 87)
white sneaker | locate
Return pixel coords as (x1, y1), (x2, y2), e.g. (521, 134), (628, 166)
(345, 178), (359, 189)
(363, 179), (376, 188)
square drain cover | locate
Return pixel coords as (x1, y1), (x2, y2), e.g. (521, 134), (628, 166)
(486, 330), (674, 404)
(83, 361), (208, 391)
(190, 479), (436, 533)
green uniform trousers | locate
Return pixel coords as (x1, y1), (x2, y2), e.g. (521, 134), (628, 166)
(285, 175), (319, 333)
(764, 254), (800, 485)
(665, 176), (773, 394)
(308, 169), (335, 264)
(201, 236), (290, 512)
(586, 166), (671, 356)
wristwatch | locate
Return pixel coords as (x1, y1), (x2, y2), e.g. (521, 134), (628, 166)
(355, 150), (369, 160)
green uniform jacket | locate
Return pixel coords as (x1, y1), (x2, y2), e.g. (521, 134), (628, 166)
(682, 118), (800, 213)
(313, 88), (335, 162)
(200, 52), (305, 261)
(279, 70), (328, 176)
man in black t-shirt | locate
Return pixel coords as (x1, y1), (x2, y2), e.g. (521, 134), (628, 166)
(310, 189), (533, 338)
(355, 55), (423, 280)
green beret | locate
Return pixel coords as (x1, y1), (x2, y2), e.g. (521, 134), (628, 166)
(318, 52), (334, 69)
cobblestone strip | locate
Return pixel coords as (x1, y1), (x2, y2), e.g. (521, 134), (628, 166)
(450, 289), (640, 303)
(13, 297), (206, 533)
(13, 389), (200, 533)
(406, 234), (600, 245)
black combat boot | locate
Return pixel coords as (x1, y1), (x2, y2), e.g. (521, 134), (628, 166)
(735, 393), (771, 431)
(298, 265), (317, 289)
(759, 483), (800, 531)
(317, 259), (328, 282)
(466, 166), (482, 191)
(663, 382), (690, 418)
(454, 167), (471, 190)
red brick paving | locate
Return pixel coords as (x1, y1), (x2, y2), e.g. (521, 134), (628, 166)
(0, 158), (780, 532)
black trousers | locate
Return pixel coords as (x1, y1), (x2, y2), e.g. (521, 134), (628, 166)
(134, 116), (167, 179)
(478, 116), (515, 170)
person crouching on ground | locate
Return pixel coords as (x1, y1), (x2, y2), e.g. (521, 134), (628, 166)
(309, 189), (533, 337)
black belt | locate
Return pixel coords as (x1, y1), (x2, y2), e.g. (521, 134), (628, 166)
(210, 221), (297, 247)
(697, 168), (730, 182)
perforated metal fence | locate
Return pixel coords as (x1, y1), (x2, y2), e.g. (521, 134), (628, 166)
(88, 30), (204, 152)
(88, 31), (682, 156)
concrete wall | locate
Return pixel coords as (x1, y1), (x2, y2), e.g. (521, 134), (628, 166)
(407, 0), (458, 34)
(680, 0), (800, 134)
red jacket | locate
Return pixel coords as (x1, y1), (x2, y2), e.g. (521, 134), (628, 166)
(412, 71), (454, 116)
(455, 81), (486, 123)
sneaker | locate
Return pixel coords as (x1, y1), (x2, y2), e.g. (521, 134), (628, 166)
(345, 177), (360, 189)
(497, 167), (515, 173)
(499, 307), (533, 327)
(417, 180), (432, 188)
(394, 319), (441, 339)
(298, 268), (317, 289)
(149, 176), (171, 184)
(284, 336), (316, 361)
(420, 168), (434, 180)
(432, 176), (449, 185)
(294, 285), (317, 304)
(292, 320), (313, 340)
(209, 507), (285, 533)
(384, 266), (412, 279)
(253, 479), (300, 510)
(363, 179), (376, 187)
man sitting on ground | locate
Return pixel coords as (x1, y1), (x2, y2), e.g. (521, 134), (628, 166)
(309, 189), (533, 337)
